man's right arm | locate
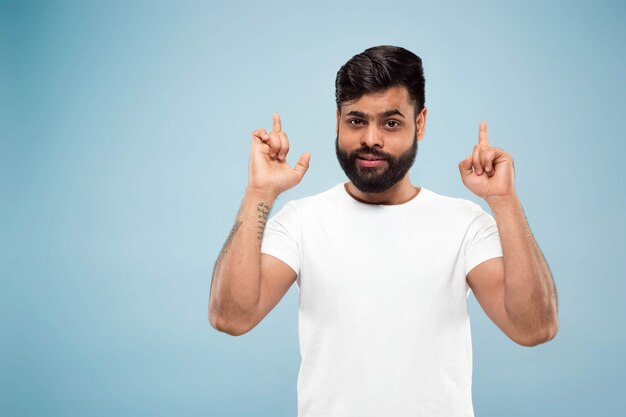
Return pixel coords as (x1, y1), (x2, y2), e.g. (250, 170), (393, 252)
(208, 113), (310, 336)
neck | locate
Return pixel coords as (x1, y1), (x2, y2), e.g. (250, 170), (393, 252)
(345, 175), (420, 205)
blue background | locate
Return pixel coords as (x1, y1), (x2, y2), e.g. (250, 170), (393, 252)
(2, 0), (625, 416)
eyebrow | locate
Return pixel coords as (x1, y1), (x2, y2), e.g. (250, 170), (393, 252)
(345, 109), (406, 120)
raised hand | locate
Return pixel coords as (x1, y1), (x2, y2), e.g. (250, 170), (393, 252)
(458, 122), (516, 202)
(248, 113), (311, 198)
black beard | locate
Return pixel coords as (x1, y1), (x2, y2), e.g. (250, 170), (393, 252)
(335, 133), (418, 193)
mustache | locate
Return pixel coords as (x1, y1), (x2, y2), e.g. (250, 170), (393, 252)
(349, 146), (393, 160)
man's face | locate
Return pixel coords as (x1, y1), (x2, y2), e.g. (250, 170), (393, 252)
(335, 86), (426, 193)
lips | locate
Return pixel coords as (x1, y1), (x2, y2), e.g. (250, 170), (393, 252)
(357, 153), (386, 161)
(356, 153), (387, 169)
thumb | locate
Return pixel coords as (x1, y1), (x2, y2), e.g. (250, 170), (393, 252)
(458, 155), (473, 178)
(293, 152), (311, 178)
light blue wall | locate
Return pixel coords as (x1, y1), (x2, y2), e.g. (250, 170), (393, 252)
(2, 1), (624, 416)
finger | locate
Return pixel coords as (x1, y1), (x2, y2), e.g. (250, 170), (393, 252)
(252, 128), (270, 143)
(458, 154), (473, 178)
(267, 131), (282, 159)
(482, 147), (496, 175)
(478, 121), (489, 146)
(472, 144), (483, 175)
(278, 131), (290, 161)
(293, 152), (311, 178)
(272, 112), (282, 132)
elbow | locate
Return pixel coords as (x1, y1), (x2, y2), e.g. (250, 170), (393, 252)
(208, 307), (253, 337)
(214, 322), (251, 337)
(513, 319), (559, 347)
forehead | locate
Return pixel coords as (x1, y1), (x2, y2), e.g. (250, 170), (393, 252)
(340, 86), (414, 115)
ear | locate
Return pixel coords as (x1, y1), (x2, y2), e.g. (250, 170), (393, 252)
(336, 107), (341, 133)
(416, 107), (428, 141)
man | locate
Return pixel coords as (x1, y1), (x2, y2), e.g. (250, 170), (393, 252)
(209, 45), (558, 417)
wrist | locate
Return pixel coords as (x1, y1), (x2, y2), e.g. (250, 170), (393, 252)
(245, 186), (279, 203)
(485, 192), (521, 213)
(485, 191), (519, 209)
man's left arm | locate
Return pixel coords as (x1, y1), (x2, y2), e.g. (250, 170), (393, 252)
(459, 122), (559, 347)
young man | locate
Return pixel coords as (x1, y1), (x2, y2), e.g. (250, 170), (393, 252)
(209, 45), (558, 417)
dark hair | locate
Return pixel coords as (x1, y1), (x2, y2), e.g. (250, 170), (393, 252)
(335, 45), (425, 117)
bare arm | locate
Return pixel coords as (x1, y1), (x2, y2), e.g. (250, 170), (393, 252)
(460, 122), (558, 346)
(209, 113), (310, 336)
(467, 195), (558, 346)
(209, 188), (275, 335)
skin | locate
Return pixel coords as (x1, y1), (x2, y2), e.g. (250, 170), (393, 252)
(336, 86), (426, 204)
(208, 114), (309, 335)
(460, 124), (559, 346)
(209, 86), (558, 346)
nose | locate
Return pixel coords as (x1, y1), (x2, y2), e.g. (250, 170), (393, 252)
(361, 125), (384, 148)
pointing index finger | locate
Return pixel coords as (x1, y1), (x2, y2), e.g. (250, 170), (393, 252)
(478, 121), (489, 145)
(272, 112), (282, 132)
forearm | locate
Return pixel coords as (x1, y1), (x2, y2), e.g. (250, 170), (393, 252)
(209, 187), (276, 332)
(487, 193), (558, 341)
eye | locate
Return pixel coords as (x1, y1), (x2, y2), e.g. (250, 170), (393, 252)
(384, 120), (400, 128)
(348, 119), (365, 126)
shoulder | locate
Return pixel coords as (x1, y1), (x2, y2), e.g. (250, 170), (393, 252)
(282, 183), (344, 210)
(271, 183), (343, 219)
(419, 188), (489, 228)
(422, 188), (484, 214)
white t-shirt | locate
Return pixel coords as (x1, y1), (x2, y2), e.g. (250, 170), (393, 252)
(261, 182), (503, 417)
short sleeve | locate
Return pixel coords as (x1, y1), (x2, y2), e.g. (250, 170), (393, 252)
(261, 201), (301, 276)
(464, 209), (503, 276)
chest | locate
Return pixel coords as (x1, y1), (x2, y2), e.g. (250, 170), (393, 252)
(297, 208), (468, 323)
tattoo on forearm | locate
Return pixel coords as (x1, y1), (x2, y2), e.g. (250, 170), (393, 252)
(223, 220), (242, 253)
(217, 220), (242, 263)
(210, 201), (271, 293)
(211, 219), (242, 292)
(256, 202), (270, 241)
